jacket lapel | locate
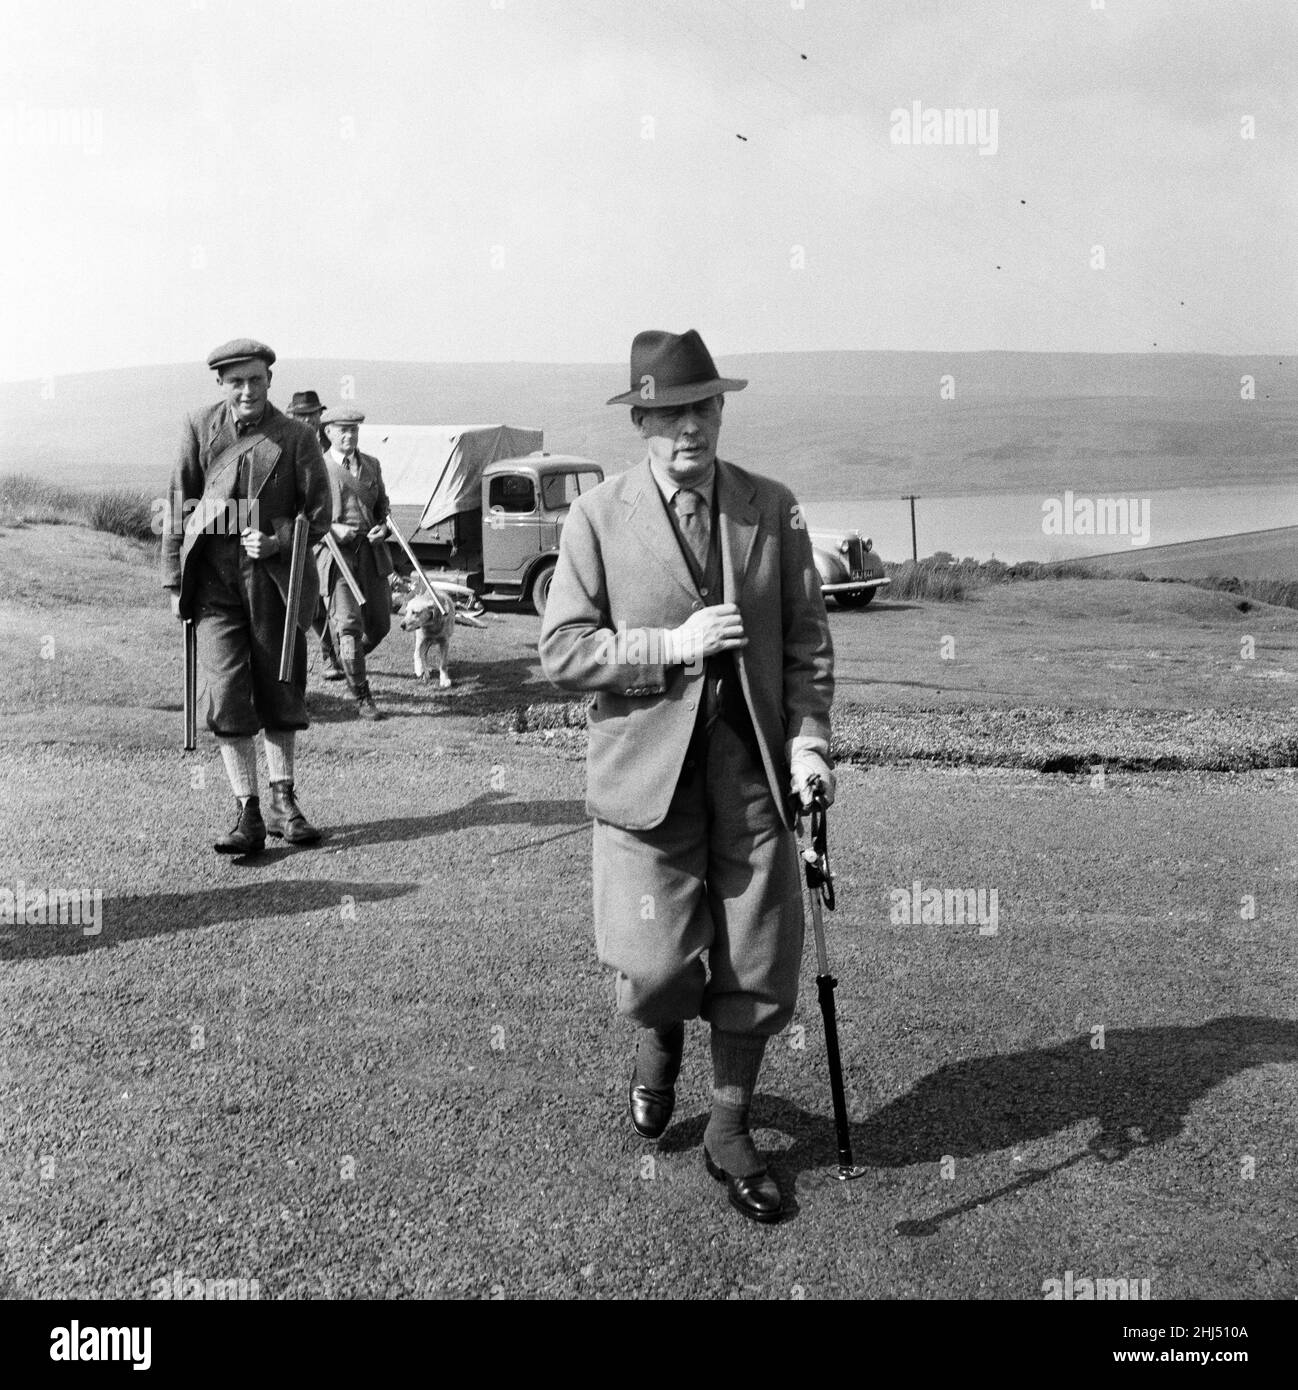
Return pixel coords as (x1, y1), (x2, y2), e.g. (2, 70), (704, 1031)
(716, 459), (758, 601)
(621, 458), (698, 605)
(245, 407), (284, 499)
(203, 410), (241, 500)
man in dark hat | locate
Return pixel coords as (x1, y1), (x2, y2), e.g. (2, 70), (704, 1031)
(162, 339), (333, 853)
(316, 407), (393, 720)
(286, 389), (328, 450)
(539, 329), (835, 1224)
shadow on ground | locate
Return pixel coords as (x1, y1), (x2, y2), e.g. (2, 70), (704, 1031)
(659, 1016), (1297, 1228)
(0, 878), (417, 960)
(324, 792), (588, 850)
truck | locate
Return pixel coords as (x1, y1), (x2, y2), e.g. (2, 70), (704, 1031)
(358, 424), (603, 616)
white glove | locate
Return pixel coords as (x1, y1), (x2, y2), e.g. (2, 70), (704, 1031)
(790, 749), (835, 808)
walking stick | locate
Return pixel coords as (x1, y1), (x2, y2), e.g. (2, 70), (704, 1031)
(278, 515), (311, 682)
(797, 780), (868, 1181)
(183, 618), (197, 752)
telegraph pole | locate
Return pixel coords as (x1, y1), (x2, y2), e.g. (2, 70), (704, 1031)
(900, 495), (920, 562)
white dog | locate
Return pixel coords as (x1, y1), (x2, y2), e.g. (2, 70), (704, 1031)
(398, 585), (487, 688)
(400, 589), (457, 688)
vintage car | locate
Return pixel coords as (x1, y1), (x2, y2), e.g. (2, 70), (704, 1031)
(811, 531), (890, 608)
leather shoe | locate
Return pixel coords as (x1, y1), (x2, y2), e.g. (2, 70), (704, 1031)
(704, 1147), (784, 1224)
(322, 658), (346, 681)
(264, 781), (322, 844)
(629, 1080), (675, 1141)
(214, 797), (266, 855)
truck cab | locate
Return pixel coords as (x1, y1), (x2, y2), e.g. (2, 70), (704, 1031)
(479, 454), (604, 614)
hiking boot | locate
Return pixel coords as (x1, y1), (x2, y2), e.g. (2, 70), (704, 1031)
(264, 781), (322, 844)
(357, 684), (384, 721)
(214, 797), (266, 855)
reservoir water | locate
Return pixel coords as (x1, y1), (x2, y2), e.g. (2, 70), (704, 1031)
(800, 482), (1298, 564)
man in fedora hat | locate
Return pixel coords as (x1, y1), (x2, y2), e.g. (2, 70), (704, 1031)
(540, 329), (835, 1223)
(316, 406), (394, 720)
(286, 389), (328, 450)
(162, 339), (333, 853)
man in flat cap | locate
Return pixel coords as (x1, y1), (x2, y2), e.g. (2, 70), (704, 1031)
(162, 339), (333, 853)
(539, 329), (835, 1223)
(316, 407), (393, 720)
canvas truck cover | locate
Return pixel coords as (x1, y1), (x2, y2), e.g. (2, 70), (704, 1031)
(357, 424), (544, 535)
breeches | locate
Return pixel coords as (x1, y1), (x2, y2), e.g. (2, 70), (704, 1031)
(194, 545), (308, 737)
(592, 719), (804, 1036)
(327, 542), (392, 653)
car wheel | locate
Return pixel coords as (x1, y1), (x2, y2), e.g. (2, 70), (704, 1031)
(530, 562), (556, 617)
(835, 589), (875, 609)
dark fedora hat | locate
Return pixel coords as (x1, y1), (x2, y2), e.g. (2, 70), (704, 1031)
(606, 329), (747, 407)
(287, 390), (325, 417)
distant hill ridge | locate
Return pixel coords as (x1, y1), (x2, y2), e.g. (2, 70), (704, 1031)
(3, 351), (1295, 499)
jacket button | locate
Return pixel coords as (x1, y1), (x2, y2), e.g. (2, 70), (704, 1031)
(686, 701), (695, 711)
(691, 601), (702, 611)
(700, 587), (709, 597)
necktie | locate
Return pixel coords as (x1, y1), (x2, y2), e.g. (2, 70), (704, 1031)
(673, 488), (710, 578)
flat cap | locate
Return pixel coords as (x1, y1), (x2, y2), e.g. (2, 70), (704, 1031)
(321, 407), (365, 425)
(207, 338), (276, 371)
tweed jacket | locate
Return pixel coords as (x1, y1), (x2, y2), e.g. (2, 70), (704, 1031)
(538, 457), (833, 831)
(315, 450), (393, 596)
(161, 401), (332, 624)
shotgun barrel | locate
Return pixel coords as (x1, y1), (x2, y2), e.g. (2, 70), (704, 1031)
(322, 530), (366, 607)
(278, 515), (310, 683)
(384, 518), (478, 603)
(183, 618), (197, 751)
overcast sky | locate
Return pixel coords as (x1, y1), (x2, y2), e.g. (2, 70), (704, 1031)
(1, 0), (1293, 380)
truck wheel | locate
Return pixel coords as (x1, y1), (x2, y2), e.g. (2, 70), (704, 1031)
(530, 563), (557, 617)
(835, 589), (875, 609)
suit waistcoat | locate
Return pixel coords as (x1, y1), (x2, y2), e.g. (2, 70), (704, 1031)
(330, 457), (377, 530)
(661, 485), (754, 754)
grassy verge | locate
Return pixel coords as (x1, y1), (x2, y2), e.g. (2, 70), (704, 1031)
(885, 552), (1298, 611)
(0, 472), (156, 541)
(501, 702), (1298, 772)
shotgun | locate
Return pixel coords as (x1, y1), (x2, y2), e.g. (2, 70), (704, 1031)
(278, 515), (310, 683)
(183, 618), (197, 751)
(322, 530), (367, 607)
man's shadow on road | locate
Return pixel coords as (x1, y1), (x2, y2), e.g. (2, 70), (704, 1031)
(0, 879), (417, 960)
(659, 1017), (1298, 1228)
(324, 792), (588, 852)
